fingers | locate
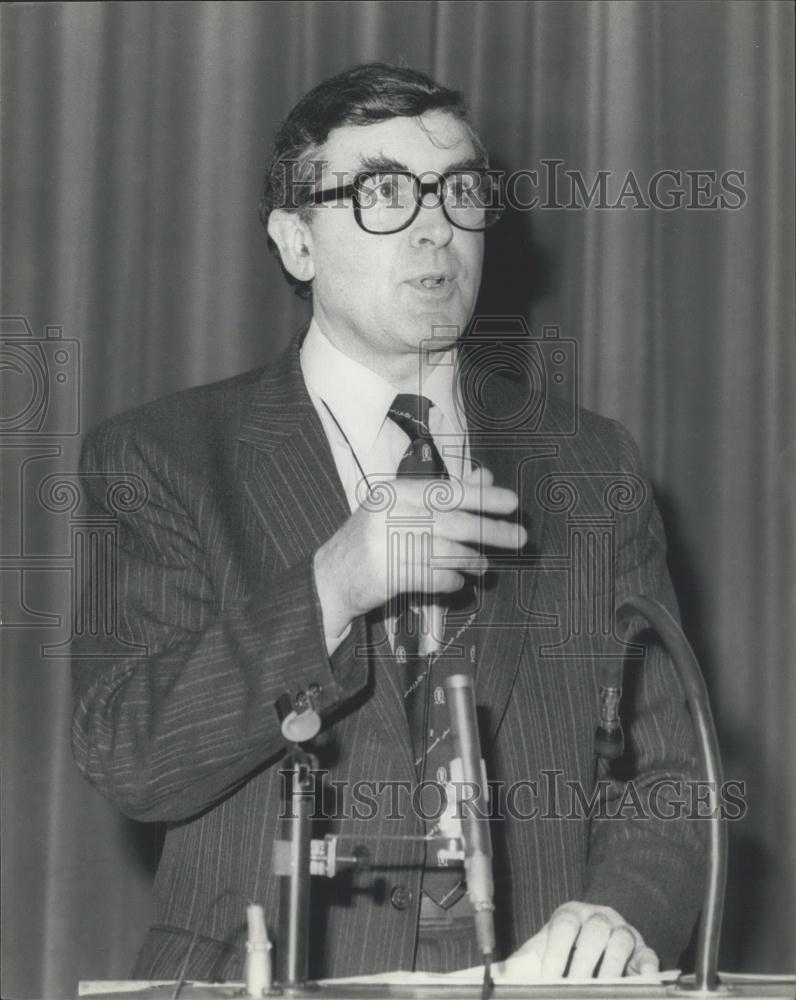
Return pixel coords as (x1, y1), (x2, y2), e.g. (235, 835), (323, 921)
(396, 470), (520, 519)
(463, 480), (520, 517)
(567, 913), (613, 977)
(433, 509), (527, 551)
(429, 569), (466, 593)
(464, 464), (494, 488)
(531, 903), (659, 982)
(385, 473), (527, 556)
(540, 908), (582, 979)
(597, 924), (637, 979)
(628, 945), (660, 976)
(498, 904), (659, 985)
(394, 539), (484, 596)
(344, 467), (527, 610)
(432, 540), (489, 578)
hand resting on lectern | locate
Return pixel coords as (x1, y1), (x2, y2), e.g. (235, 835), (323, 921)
(496, 901), (659, 980)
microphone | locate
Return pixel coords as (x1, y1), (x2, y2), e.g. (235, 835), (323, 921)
(444, 673), (496, 960)
(594, 660), (625, 760)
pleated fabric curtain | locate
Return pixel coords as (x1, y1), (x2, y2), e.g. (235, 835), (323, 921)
(2, 2), (793, 996)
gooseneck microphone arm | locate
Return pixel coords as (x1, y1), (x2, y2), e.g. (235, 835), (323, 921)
(616, 596), (727, 994)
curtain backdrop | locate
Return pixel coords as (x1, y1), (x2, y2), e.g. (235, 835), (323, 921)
(2, 2), (793, 996)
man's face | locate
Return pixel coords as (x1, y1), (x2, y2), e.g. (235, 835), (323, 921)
(300, 112), (485, 376)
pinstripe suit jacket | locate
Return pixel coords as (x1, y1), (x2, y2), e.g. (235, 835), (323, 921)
(71, 330), (704, 979)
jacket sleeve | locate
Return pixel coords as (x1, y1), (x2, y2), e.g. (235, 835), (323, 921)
(581, 420), (706, 968)
(70, 419), (368, 824)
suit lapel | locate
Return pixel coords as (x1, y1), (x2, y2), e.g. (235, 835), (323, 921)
(237, 334), (416, 779)
(466, 368), (558, 740)
(237, 338), (350, 565)
(359, 614), (418, 778)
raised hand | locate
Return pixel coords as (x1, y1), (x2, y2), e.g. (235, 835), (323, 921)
(313, 466), (526, 639)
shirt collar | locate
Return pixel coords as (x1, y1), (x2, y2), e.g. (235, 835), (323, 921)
(300, 317), (465, 453)
(301, 318), (396, 460)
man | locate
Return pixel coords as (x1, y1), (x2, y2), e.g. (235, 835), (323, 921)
(72, 63), (703, 982)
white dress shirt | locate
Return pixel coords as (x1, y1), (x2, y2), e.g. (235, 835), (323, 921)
(300, 318), (470, 654)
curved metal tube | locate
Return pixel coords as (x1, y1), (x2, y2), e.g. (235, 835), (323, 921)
(617, 596), (727, 993)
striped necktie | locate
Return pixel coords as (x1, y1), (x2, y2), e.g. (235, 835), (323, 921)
(387, 393), (466, 910)
(387, 393), (449, 768)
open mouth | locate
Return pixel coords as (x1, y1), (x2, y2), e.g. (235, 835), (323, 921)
(411, 273), (454, 291)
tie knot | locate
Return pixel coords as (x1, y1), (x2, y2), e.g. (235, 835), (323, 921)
(387, 394), (433, 442)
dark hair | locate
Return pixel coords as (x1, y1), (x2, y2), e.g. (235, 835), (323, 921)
(259, 62), (484, 299)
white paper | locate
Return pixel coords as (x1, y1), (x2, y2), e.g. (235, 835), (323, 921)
(321, 967), (682, 987)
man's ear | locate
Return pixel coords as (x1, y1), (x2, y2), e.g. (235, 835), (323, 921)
(267, 209), (315, 283)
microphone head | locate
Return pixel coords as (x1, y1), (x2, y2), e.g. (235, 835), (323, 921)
(594, 721), (624, 760)
(595, 668), (624, 760)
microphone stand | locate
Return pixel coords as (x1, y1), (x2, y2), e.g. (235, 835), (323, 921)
(444, 672), (496, 1000)
(616, 596), (728, 995)
(275, 749), (316, 991)
(272, 748), (370, 993)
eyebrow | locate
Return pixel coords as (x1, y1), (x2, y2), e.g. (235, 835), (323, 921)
(355, 152), (488, 174)
(357, 154), (408, 173)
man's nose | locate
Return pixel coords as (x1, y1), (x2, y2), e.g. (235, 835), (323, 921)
(408, 195), (454, 247)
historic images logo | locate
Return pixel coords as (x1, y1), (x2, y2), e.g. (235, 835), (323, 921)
(1, 315), (147, 657)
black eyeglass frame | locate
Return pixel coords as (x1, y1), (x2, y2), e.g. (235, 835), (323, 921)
(309, 169), (504, 234)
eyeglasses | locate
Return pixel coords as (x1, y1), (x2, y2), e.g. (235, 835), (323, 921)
(309, 170), (504, 234)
